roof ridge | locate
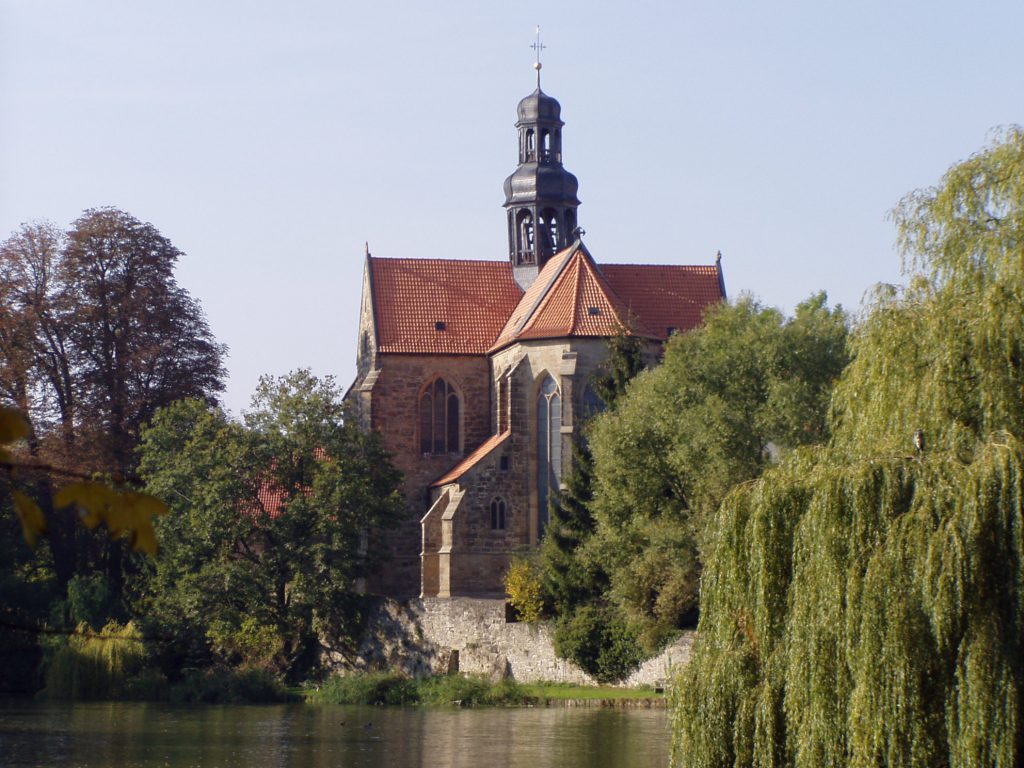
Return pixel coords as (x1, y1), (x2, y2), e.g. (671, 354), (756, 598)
(373, 256), (513, 266)
(568, 253), (583, 334)
(509, 242), (580, 339)
(601, 262), (719, 269)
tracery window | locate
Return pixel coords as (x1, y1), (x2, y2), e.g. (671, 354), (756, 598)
(419, 377), (460, 454)
(536, 375), (562, 537)
(490, 497), (507, 531)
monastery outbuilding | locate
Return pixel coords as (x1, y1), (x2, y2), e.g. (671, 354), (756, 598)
(349, 74), (726, 599)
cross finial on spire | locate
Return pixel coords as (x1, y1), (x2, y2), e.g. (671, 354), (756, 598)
(531, 25), (545, 88)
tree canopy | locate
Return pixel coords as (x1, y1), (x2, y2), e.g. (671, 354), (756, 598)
(672, 127), (1024, 768)
(0, 208), (226, 595)
(587, 293), (848, 648)
(133, 371), (403, 679)
(0, 208), (226, 472)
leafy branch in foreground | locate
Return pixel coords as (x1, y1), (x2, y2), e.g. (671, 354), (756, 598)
(2, 405), (167, 556)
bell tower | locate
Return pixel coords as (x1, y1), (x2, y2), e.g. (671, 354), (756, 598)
(503, 31), (580, 290)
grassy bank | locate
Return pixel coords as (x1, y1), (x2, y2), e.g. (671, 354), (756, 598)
(520, 682), (662, 701)
(306, 672), (533, 706)
(306, 672), (664, 707)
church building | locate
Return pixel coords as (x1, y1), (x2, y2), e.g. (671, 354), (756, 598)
(349, 73), (726, 599)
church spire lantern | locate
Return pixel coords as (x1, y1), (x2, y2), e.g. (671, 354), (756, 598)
(503, 31), (580, 290)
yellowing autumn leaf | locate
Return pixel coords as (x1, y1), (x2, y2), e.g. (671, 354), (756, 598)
(52, 482), (166, 556)
(0, 406), (30, 445)
(54, 481), (117, 528)
(13, 491), (47, 549)
(119, 491), (169, 518)
(131, 518), (159, 556)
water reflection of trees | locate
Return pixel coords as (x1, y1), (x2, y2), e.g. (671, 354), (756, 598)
(1, 702), (669, 768)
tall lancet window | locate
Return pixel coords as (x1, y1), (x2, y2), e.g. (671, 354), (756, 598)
(419, 377), (460, 454)
(536, 375), (562, 537)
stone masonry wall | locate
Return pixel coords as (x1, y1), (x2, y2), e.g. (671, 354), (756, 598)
(333, 596), (694, 688)
(364, 354), (492, 596)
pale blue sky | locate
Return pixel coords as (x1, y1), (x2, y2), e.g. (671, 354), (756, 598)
(2, 1), (1022, 416)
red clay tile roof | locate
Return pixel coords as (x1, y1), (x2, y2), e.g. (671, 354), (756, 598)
(602, 263), (724, 340)
(240, 449), (326, 520)
(488, 246), (576, 352)
(371, 257), (523, 355)
(430, 431), (511, 487)
(491, 244), (648, 352)
(252, 481), (289, 520)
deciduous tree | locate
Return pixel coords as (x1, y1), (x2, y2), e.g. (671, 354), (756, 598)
(588, 293), (848, 647)
(133, 371), (403, 680)
(0, 208), (226, 594)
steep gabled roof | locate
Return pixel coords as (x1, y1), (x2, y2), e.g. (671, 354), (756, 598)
(490, 243), (637, 352)
(370, 257), (523, 355)
(602, 263), (725, 340)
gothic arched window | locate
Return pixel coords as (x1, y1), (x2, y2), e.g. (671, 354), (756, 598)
(490, 497), (507, 530)
(536, 375), (561, 537)
(419, 377), (460, 454)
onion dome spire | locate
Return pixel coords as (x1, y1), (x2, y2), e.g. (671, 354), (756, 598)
(503, 28), (581, 291)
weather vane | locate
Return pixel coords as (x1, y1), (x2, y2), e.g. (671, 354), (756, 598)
(531, 25), (545, 88)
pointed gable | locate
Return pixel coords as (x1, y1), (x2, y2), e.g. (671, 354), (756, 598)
(369, 257), (523, 355)
(489, 244), (637, 352)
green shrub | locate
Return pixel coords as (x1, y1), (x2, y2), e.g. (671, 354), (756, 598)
(308, 672), (532, 707)
(504, 557), (544, 623)
(310, 671), (419, 706)
(553, 604), (644, 684)
(51, 574), (120, 631)
(169, 666), (291, 704)
(206, 616), (284, 670)
(419, 674), (531, 705)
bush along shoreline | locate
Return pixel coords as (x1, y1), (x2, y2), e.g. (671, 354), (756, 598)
(305, 672), (665, 708)
(33, 632), (663, 707)
(28, 618), (662, 707)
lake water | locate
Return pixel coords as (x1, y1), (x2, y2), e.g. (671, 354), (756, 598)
(0, 701), (671, 768)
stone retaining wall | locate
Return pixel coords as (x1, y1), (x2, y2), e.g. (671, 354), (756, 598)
(329, 596), (694, 688)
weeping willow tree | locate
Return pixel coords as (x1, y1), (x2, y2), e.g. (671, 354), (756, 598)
(44, 621), (148, 700)
(672, 126), (1024, 768)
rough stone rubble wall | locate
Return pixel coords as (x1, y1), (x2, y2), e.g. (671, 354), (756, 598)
(333, 596), (694, 688)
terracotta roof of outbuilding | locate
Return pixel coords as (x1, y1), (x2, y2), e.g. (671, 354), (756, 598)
(239, 448), (327, 521)
(370, 257), (523, 355)
(430, 431), (511, 488)
(253, 482), (288, 520)
(602, 263), (725, 340)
